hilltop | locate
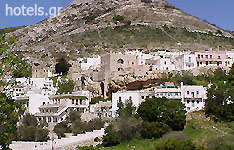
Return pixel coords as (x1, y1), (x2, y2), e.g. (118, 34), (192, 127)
(8, 0), (234, 60)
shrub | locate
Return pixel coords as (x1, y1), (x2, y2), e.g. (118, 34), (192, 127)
(18, 114), (49, 142)
(71, 120), (88, 135)
(162, 131), (189, 141)
(35, 128), (49, 142)
(19, 126), (37, 141)
(112, 15), (124, 22)
(57, 79), (75, 94)
(88, 118), (104, 131)
(207, 135), (234, 150)
(140, 121), (171, 139)
(155, 138), (205, 150)
(54, 121), (71, 138)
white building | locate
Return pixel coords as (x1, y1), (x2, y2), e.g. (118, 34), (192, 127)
(181, 82), (207, 112)
(154, 82), (181, 100)
(35, 91), (91, 123)
(112, 90), (154, 117)
(11, 78), (57, 114)
(183, 52), (196, 70)
(77, 56), (101, 70)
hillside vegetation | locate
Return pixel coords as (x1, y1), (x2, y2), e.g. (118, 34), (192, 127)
(77, 111), (234, 150)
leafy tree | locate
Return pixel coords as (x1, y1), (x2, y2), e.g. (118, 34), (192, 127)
(0, 29), (30, 149)
(12, 57), (32, 78)
(140, 121), (171, 139)
(18, 114), (49, 142)
(66, 110), (81, 123)
(57, 79), (75, 94)
(102, 103), (141, 147)
(0, 93), (21, 149)
(205, 82), (234, 122)
(213, 67), (227, 83)
(137, 97), (186, 131)
(228, 64), (234, 86)
(117, 102), (136, 118)
(55, 58), (71, 75)
(22, 113), (38, 127)
(71, 120), (88, 135)
(154, 138), (205, 150)
(102, 125), (121, 147)
(54, 121), (71, 138)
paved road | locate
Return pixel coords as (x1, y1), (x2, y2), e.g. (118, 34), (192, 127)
(10, 128), (104, 150)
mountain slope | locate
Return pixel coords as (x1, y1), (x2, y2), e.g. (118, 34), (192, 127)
(10, 0), (234, 60)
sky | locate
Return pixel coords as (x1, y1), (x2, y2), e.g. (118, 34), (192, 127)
(0, 0), (234, 31)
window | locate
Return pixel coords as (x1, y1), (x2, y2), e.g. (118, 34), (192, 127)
(117, 59), (124, 64)
(119, 97), (122, 103)
(187, 100), (190, 103)
(210, 55), (212, 59)
(192, 92), (195, 98)
(197, 100), (199, 104)
(164, 61), (166, 65)
(129, 96), (132, 103)
(141, 96), (144, 99)
(218, 56), (221, 59)
(197, 91), (199, 95)
(189, 57), (191, 62)
(187, 91), (189, 95)
(72, 99), (74, 104)
(201, 55), (203, 58)
(205, 55), (208, 59)
(198, 54), (200, 59)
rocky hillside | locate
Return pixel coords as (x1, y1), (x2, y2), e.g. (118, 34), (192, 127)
(9, 0), (234, 60)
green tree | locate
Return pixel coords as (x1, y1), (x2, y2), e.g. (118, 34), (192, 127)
(0, 29), (30, 149)
(137, 97), (186, 131)
(57, 79), (75, 94)
(0, 94), (21, 149)
(117, 102), (136, 118)
(102, 103), (141, 147)
(18, 114), (49, 142)
(140, 121), (171, 139)
(54, 121), (71, 138)
(205, 82), (234, 122)
(55, 58), (71, 75)
(228, 64), (234, 86)
(102, 125), (121, 147)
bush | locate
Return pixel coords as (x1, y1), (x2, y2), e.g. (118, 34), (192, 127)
(112, 15), (124, 22)
(35, 128), (49, 142)
(155, 138), (205, 150)
(18, 114), (49, 142)
(140, 121), (171, 139)
(207, 135), (234, 150)
(19, 126), (37, 141)
(71, 120), (88, 135)
(88, 118), (104, 131)
(57, 79), (75, 94)
(162, 131), (189, 141)
(54, 121), (71, 138)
